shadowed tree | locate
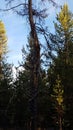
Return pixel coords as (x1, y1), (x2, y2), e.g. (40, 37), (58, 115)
(0, 0), (58, 129)
(51, 75), (64, 130)
(48, 3), (73, 129)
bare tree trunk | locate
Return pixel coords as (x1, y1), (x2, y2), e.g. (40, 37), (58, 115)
(28, 0), (40, 130)
(59, 117), (62, 130)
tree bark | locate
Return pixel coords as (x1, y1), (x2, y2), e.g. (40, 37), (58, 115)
(59, 117), (62, 130)
(28, 0), (40, 130)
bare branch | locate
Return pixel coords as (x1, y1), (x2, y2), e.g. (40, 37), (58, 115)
(0, 3), (27, 12)
(41, 0), (59, 7)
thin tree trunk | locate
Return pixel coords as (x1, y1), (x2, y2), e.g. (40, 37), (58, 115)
(59, 117), (62, 130)
(28, 0), (40, 130)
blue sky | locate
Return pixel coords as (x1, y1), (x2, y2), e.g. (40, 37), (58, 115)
(0, 0), (73, 66)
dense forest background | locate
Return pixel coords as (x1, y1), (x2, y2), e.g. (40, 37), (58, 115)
(0, 0), (73, 130)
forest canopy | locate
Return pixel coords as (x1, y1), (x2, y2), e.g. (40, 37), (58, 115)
(0, 1), (73, 130)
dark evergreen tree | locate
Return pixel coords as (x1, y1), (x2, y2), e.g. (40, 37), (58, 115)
(0, 57), (13, 127)
(48, 3), (73, 129)
(0, 1), (58, 129)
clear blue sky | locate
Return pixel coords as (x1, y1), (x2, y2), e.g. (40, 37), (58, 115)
(0, 0), (73, 66)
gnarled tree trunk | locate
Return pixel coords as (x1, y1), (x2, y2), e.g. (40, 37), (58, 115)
(28, 0), (40, 130)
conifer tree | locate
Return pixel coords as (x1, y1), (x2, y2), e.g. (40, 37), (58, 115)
(0, 21), (7, 78)
(0, 21), (13, 126)
(51, 75), (64, 130)
(54, 3), (73, 63)
(0, 1), (59, 129)
(49, 3), (73, 129)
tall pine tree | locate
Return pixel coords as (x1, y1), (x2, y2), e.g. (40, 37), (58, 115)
(48, 3), (73, 129)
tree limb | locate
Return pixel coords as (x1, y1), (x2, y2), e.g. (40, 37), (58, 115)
(0, 3), (27, 12)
